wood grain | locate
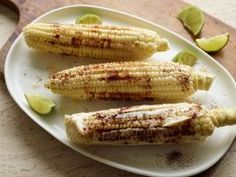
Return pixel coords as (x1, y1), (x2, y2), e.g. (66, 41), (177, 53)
(0, 0), (236, 176)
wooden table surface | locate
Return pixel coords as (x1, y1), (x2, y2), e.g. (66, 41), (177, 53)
(1, 0), (236, 176)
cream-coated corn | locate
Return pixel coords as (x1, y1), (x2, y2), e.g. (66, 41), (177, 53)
(65, 103), (236, 145)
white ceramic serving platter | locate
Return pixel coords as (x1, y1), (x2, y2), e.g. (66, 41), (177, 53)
(4, 5), (236, 177)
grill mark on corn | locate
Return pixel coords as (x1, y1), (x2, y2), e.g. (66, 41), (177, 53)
(45, 62), (212, 101)
(49, 24), (156, 49)
(176, 73), (191, 91)
(82, 104), (202, 135)
(141, 73), (152, 89)
(100, 70), (136, 81)
(48, 62), (188, 79)
(85, 91), (154, 101)
(52, 36), (119, 49)
(49, 41), (55, 45)
(92, 127), (196, 142)
(54, 34), (60, 39)
(23, 23), (169, 60)
(71, 37), (81, 46)
(65, 103), (221, 144)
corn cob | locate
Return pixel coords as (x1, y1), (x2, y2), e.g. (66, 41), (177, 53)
(65, 103), (236, 145)
(45, 61), (214, 101)
(23, 23), (169, 60)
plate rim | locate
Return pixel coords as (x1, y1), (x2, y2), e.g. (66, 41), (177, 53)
(4, 4), (236, 177)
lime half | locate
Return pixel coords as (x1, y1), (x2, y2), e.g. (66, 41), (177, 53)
(177, 5), (204, 36)
(76, 14), (102, 24)
(173, 50), (197, 66)
(25, 93), (55, 115)
(196, 33), (230, 52)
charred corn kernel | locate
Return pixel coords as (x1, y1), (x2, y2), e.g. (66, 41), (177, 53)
(64, 103), (236, 145)
(46, 61), (214, 101)
(23, 23), (169, 60)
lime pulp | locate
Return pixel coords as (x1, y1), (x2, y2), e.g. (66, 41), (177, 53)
(25, 93), (55, 115)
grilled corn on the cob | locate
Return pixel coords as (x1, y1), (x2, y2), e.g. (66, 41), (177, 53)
(46, 61), (214, 101)
(65, 103), (236, 145)
(23, 23), (169, 60)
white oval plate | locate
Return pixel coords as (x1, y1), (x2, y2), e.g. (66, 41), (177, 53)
(4, 5), (236, 177)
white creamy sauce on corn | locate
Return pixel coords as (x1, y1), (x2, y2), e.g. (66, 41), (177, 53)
(71, 104), (200, 134)
(115, 104), (195, 119)
(115, 109), (171, 119)
(116, 109), (192, 127)
(72, 112), (94, 134)
(64, 103), (236, 145)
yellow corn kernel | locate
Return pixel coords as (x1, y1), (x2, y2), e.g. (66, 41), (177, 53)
(46, 61), (214, 101)
(23, 23), (169, 60)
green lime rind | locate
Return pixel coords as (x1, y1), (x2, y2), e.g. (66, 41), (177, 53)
(177, 5), (204, 36)
(173, 50), (198, 66)
(196, 33), (230, 52)
(76, 14), (102, 24)
(25, 93), (56, 115)
(177, 5), (192, 20)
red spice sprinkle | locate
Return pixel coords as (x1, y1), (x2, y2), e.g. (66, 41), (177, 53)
(54, 34), (60, 39)
(177, 74), (190, 91)
(166, 151), (183, 163)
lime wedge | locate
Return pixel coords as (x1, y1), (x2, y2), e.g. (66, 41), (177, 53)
(173, 50), (197, 66)
(196, 33), (230, 52)
(25, 93), (55, 115)
(177, 5), (204, 36)
(76, 14), (102, 24)
(177, 5), (191, 20)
